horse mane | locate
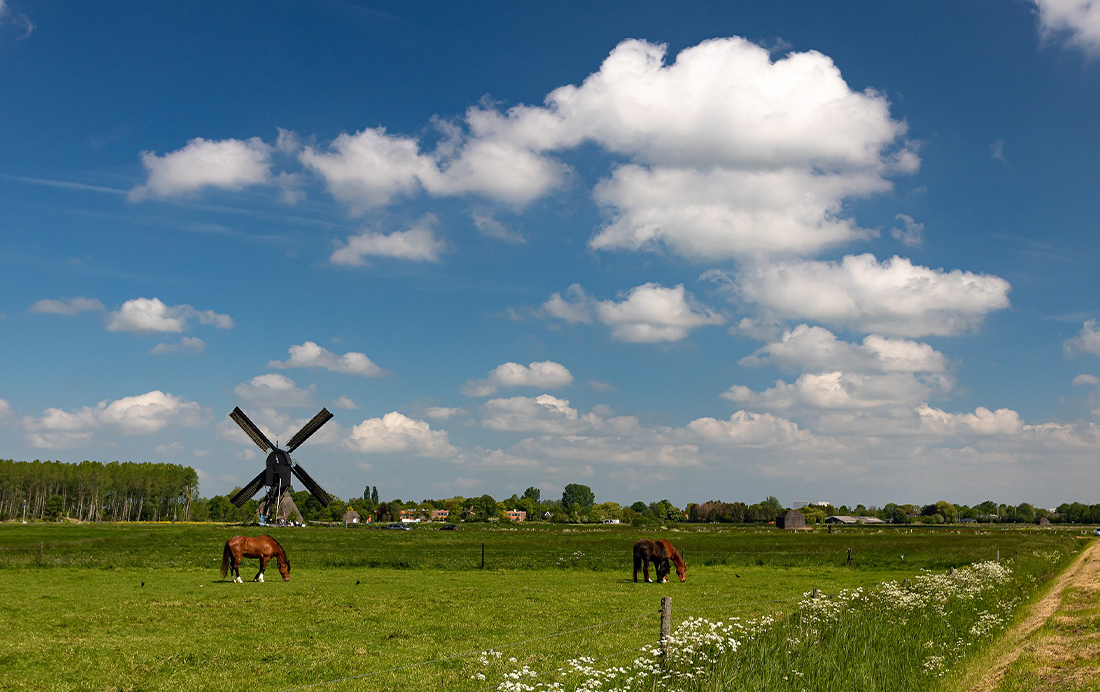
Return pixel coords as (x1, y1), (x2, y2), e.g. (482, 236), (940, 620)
(266, 535), (288, 563)
(659, 539), (685, 570)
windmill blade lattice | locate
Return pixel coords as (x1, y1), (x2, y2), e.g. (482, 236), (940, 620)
(230, 470), (267, 508)
(286, 408), (334, 453)
(229, 407), (274, 452)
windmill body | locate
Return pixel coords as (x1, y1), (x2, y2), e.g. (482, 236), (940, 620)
(228, 406), (335, 523)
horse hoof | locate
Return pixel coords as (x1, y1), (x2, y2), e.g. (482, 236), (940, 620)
(258, 574), (264, 583)
(646, 579), (653, 583)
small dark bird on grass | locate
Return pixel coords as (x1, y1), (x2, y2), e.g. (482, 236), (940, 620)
(355, 580), (360, 585)
(734, 574), (740, 578)
(141, 581), (144, 587)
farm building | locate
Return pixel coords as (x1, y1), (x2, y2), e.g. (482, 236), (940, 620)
(776, 510), (806, 530)
(342, 509), (360, 524)
(431, 509), (450, 521)
(825, 515), (887, 525)
(506, 509), (527, 522)
(1037, 517), (1051, 526)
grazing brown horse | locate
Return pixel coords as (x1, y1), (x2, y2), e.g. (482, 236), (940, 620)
(221, 535), (290, 583)
(633, 539), (687, 583)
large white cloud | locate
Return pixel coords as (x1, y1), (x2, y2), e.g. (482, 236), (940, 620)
(106, 297), (233, 334)
(464, 361), (573, 397)
(269, 341), (388, 377)
(186, 36), (911, 261)
(22, 391), (205, 449)
(329, 216), (447, 265)
(466, 36), (912, 260)
(732, 254), (1011, 337)
(130, 137), (274, 200)
(233, 374), (315, 408)
(347, 411), (455, 456)
(1035, 0), (1100, 53)
(544, 282), (723, 343)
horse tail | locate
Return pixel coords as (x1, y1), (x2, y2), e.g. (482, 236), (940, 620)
(221, 541), (231, 578)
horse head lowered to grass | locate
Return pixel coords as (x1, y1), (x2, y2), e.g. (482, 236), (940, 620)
(221, 535), (290, 583)
(633, 538), (686, 583)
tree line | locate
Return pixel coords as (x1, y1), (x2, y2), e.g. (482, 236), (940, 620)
(0, 459), (198, 522)
(6, 460), (1098, 527)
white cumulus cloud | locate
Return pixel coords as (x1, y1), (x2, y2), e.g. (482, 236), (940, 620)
(1035, 0), (1100, 53)
(544, 283), (723, 343)
(106, 297), (233, 334)
(233, 374), (315, 408)
(734, 254), (1011, 337)
(131, 137), (274, 200)
(1065, 320), (1100, 357)
(269, 341), (388, 376)
(463, 360), (574, 397)
(739, 325), (948, 374)
(688, 411), (816, 447)
(22, 391), (205, 449)
(347, 411), (455, 456)
(330, 215), (447, 265)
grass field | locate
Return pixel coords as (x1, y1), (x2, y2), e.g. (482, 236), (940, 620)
(0, 522), (1085, 691)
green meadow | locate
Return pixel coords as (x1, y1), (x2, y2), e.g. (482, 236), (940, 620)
(0, 522), (1084, 691)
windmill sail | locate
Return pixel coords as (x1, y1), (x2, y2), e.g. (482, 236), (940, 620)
(291, 462), (333, 507)
(286, 408), (334, 453)
(230, 470), (267, 508)
(230, 407), (274, 452)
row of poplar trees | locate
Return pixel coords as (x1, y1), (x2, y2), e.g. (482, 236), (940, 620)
(0, 459), (199, 522)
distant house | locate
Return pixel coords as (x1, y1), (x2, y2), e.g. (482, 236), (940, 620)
(342, 509), (360, 525)
(399, 509), (422, 524)
(1037, 517), (1051, 527)
(506, 509), (527, 522)
(826, 515), (886, 525)
(430, 509), (450, 521)
(603, 519), (621, 524)
(776, 510), (806, 530)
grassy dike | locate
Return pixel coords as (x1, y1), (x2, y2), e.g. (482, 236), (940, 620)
(0, 522), (1083, 691)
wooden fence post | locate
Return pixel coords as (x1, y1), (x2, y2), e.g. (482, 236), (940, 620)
(659, 596), (672, 665)
(996, 550), (1000, 563)
(812, 588), (819, 599)
(39, 541), (43, 565)
(846, 547), (852, 566)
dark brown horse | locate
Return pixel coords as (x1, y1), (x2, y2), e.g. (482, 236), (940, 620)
(633, 539), (687, 583)
(221, 535), (290, 583)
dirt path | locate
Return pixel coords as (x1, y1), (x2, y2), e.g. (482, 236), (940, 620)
(969, 538), (1100, 692)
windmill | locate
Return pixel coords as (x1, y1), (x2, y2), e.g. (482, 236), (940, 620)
(228, 406), (335, 523)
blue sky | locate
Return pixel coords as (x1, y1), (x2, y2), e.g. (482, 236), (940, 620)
(2, 0), (1100, 508)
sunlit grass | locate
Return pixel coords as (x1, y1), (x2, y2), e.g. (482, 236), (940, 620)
(0, 523), (1083, 691)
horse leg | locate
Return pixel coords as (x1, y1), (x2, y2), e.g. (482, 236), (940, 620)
(644, 557), (653, 583)
(233, 553), (243, 583)
(255, 555), (268, 582)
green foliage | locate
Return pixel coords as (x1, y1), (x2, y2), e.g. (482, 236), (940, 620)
(561, 484), (595, 513)
(522, 486), (541, 503)
(0, 459), (198, 522)
(44, 495), (65, 521)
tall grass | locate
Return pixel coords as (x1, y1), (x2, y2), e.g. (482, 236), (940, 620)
(472, 545), (1080, 692)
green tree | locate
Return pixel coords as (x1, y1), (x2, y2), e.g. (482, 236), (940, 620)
(522, 486), (541, 503)
(371, 486), (379, 505)
(44, 495), (65, 521)
(562, 484), (595, 513)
